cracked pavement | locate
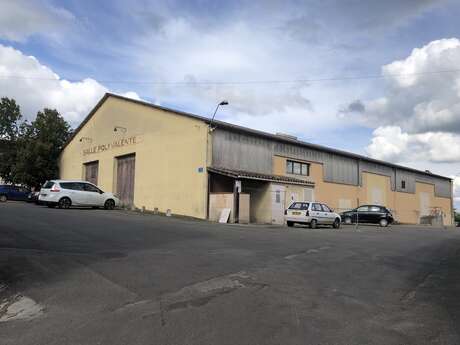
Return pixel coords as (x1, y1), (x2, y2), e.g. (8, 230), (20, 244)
(1, 202), (460, 345)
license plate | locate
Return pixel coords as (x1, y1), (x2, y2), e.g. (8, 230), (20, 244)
(292, 211), (301, 215)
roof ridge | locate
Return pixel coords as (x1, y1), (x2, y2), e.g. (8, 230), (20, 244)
(61, 93), (451, 181)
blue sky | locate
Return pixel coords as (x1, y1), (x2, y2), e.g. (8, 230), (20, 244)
(2, 0), (460, 203)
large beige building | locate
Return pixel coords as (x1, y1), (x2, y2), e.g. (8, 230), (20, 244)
(60, 93), (454, 225)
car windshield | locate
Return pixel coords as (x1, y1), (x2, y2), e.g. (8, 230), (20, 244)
(289, 202), (309, 210)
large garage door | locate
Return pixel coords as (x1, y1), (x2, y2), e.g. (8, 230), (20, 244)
(116, 154), (135, 207)
(84, 161), (99, 186)
(420, 192), (430, 216)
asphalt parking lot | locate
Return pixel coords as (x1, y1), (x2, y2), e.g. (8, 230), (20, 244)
(1, 202), (460, 345)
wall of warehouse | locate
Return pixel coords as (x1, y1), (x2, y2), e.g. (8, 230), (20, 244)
(272, 155), (452, 225)
(59, 96), (209, 219)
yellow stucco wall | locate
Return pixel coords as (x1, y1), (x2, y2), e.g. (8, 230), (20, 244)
(273, 155), (360, 212)
(246, 181), (272, 224)
(59, 96), (209, 219)
(273, 155), (452, 225)
(434, 195), (453, 225)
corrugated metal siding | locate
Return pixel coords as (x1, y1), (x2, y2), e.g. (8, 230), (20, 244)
(395, 170), (416, 193)
(212, 130), (273, 173)
(433, 178), (451, 198)
(322, 153), (358, 185)
(396, 170), (451, 198)
(211, 128), (451, 198)
(274, 143), (359, 185)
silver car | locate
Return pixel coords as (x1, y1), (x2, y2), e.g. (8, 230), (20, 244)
(39, 180), (120, 209)
(285, 201), (341, 229)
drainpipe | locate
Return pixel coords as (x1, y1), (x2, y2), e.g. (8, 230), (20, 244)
(451, 179), (455, 226)
(234, 179), (241, 223)
(205, 127), (211, 220)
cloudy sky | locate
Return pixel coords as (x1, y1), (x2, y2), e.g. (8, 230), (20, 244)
(2, 0), (460, 204)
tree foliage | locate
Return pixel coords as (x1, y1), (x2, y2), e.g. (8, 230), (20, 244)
(0, 98), (24, 182)
(0, 97), (22, 140)
(0, 98), (72, 187)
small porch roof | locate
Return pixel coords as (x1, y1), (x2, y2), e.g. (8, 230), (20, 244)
(208, 167), (315, 186)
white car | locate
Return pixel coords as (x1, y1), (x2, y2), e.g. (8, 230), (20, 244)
(39, 180), (120, 210)
(285, 201), (341, 229)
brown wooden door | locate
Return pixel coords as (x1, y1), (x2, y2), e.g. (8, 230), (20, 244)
(116, 154), (135, 207)
(84, 161), (99, 186)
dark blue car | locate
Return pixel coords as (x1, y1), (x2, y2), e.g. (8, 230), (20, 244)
(0, 185), (31, 202)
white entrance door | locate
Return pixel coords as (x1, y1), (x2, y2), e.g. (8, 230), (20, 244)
(271, 184), (286, 225)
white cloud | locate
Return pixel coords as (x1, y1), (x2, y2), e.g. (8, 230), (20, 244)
(124, 1), (446, 138)
(347, 38), (460, 134)
(354, 37), (460, 210)
(351, 38), (460, 208)
(0, 44), (139, 125)
(366, 126), (460, 163)
(0, 0), (74, 42)
(129, 16), (352, 140)
(366, 125), (460, 208)
(140, 19), (313, 114)
(282, 0), (445, 45)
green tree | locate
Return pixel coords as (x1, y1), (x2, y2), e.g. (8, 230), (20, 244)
(0, 97), (22, 140)
(14, 109), (72, 187)
(0, 97), (24, 182)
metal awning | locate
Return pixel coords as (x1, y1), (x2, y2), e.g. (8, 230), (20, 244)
(208, 167), (314, 186)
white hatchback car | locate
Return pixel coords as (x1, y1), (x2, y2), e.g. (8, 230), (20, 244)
(285, 201), (341, 229)
(39, 180), (120, 209)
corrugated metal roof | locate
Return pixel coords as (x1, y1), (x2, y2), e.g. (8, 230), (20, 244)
(208, 167), (315, 186)
(62, 93), (451, 181)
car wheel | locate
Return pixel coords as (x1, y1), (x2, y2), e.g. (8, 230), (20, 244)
(344, 216), (352, 224)
(58, 197), (71, 209)
(287, 221), (294, 227)
(333, 218), (341, 229)
(310, 219), (317, 229)
(104, 199), (115, 210)
(379, 218), (389, 227)
(0, 194), (7, 202)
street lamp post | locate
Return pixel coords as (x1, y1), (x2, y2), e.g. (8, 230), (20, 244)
(209, 101), (228, 131)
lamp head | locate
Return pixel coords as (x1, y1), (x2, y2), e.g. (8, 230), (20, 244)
(219, 101), (229, 106)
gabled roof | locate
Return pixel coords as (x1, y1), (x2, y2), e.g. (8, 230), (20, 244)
(63, 92), (451, 181)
